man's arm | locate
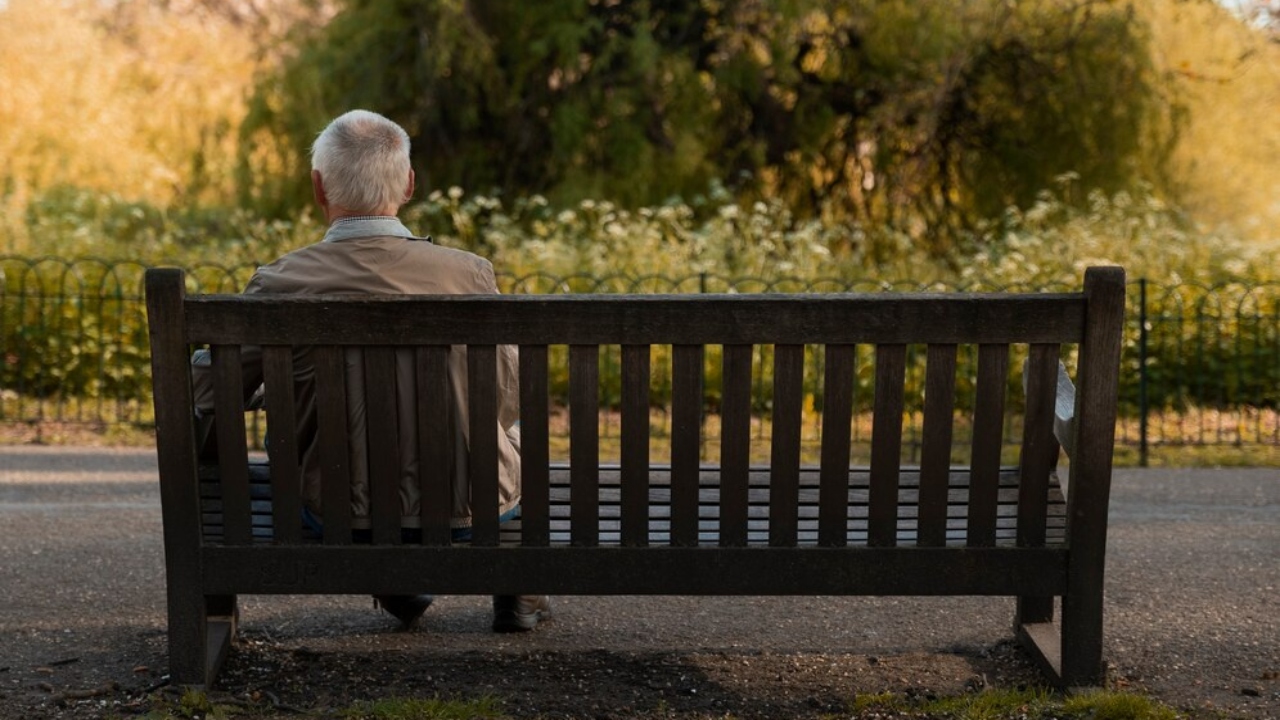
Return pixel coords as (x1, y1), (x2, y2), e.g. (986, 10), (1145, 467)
(191, 346), (266, 415)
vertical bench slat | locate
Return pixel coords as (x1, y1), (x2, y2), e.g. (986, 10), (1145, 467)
(314, 346), (352, 544)
(768, 344), (804, 547)
(262, 347), (302, 544)
(719, 344), (753, 547)
(967, 344), (1009, 547)
(468, 345), (501, 547)
(918, 344), (957, 547)
(211, 345), (252, 545)
(621, 345), (651, 547)
(362, 347), (403, 545)
(869, 344), (906, 548)
(670, 345), (704, 547)
(1018, 344), (1060, 548)
(519, 345), (551, 546)
(1017, 343), (1061, 626)
(569, 345), (600, 546)
(415, 346), (452, 546)
(818, 344), (855, 547)
(517, 345), (547, 540)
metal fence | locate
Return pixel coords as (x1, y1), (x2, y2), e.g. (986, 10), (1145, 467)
(2, 256), (1277, 465)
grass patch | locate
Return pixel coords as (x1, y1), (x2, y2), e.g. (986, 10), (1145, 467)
(848, 688), (1180, 720)
(342, 695), (504, 720)
(130, 689), (235, 719)
(1062, 690), (1180, 720)
(920, 688), (1055, 719)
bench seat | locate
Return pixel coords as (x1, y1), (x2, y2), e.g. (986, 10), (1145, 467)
(200, 464), (1067, 548)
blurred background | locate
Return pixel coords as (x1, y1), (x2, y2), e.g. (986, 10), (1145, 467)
(0, 0), (1276, 464)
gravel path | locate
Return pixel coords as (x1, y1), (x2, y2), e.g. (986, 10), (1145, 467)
(0, 447), (1276, 718)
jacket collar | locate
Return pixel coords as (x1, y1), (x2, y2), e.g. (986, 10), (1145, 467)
(321, 216), (431, 244)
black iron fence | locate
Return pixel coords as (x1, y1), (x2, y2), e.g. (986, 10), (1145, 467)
(2, 256), (1277, 465)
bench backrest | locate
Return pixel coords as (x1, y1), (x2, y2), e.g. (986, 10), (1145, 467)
(146, 267), (1124, 556)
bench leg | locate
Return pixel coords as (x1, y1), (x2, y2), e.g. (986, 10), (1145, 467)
(167, 591), (238, 687)
(1014, 596), (1062, 686)
(1016, 590), (1106, 688)
(204, 595), (238, 687)
(1060, 587), (1105, 686)
(165, 583), (208, 686)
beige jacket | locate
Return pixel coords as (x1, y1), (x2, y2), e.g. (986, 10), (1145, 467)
(193, 218), (520, 529)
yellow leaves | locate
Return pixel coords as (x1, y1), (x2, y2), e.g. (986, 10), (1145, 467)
(1136, 0), (1280, 242)
(0, 0), (259, 206)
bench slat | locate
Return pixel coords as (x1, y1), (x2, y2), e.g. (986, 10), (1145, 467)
(184, 294), (1088, 346)
(621, 345), (651, 547)
(569, 345), (600, 547)
(719, 345), (753, 547)
(819, 344), (855, 546)
(918, 344), (958, 547)
(262, 347), (302, 544)
(869, 344), (906, 547)
(211, 345), (252, 546)
(768, 345), (805, 547)
(1017, 343), (1062, 625)
(314, 346), (352, 544)
(416, 346), (453, 546)
(519, 345), (551, 546)
(198, 545), (1070, 597)
(968, 344), (1009, 547)
(468, 345), (501, 547)
(1018, 345), (1061, 549)
(364, 347), (403, 545)
(670, 345), (703, 547)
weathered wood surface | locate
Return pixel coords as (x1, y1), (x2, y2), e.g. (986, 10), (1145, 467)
(198, 464), (1067, 548)
(182, 293), (1088, 346)
(147, 266), (1125, 689)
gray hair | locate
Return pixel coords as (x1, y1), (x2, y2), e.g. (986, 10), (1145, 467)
(311, 110), (412, 213)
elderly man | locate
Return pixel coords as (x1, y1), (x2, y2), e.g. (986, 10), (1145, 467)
(192, 110), (548, 633)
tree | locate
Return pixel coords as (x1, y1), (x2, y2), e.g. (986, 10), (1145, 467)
(239, 0), (1182, 255)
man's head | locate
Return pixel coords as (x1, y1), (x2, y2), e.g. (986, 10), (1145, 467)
(310, 110), (414, 220)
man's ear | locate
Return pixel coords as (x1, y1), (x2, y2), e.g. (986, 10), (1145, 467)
(312, 170), (327, 209)
(404, 169), (415, 203)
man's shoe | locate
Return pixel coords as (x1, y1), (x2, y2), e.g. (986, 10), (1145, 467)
(492, 595), (551, 633)
(373, 594), (434, 628)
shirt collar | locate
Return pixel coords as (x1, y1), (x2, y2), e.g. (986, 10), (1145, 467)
(321, 216), (432, 244)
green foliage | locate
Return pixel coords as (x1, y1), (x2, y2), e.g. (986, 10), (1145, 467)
(952, 4), (1175, 222)
(5, 184), (320, 268)
(954, 177), (1280, 411)
(1, 183), (1275, 445)
(239, 0), (1181, 254)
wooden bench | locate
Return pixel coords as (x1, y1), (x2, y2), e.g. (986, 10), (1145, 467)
(145, 266), (1125, 689)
